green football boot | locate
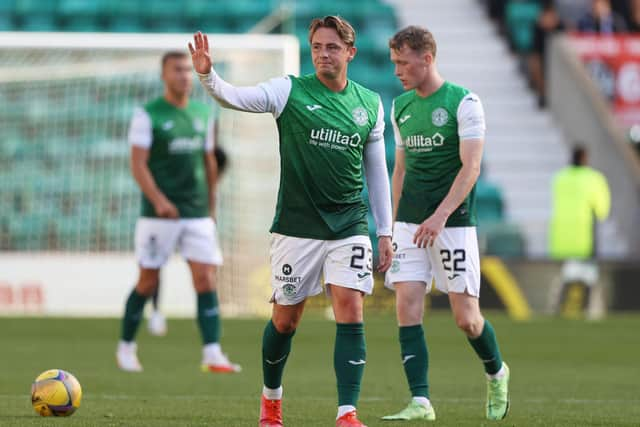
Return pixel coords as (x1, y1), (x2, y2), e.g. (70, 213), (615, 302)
(486, 362), (510, 420)
(381, 400), (436, 421)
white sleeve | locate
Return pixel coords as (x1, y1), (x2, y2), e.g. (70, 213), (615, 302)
(198, 69), (291, 118)
(128, 107), (152, 149)
(363, 133), (393, 237)
(366, 98), (385, 143)
(205, 115), (215, 152)
(457, 92), (486, 141)
(390, 100), (403, 148)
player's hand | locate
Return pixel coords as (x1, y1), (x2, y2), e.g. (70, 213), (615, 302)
(413, 212), (447, 248)
(377, 236), (393, 272)
(154, 197), (179, 219)
(188, 31), (212, 75)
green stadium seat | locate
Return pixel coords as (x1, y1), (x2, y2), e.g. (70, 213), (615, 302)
(145, 0), (189, 33)
(0, 0), (15, 31)
(57, 0), (107, 31)
(505, 0), (542, 53)
(55, 215), (95, 251)
(7, 214), (52, 251)
(105, 0), (144, 32)
(475, 179), (505, 225)
(15, 0), (59, 31)
(184, 0), (233, 33)
(481, 223), (526, 258)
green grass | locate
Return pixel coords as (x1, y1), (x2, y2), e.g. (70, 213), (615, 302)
(1, 312), (639, 426)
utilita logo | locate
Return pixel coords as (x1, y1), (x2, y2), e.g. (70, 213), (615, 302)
(309, 128), (362, 147)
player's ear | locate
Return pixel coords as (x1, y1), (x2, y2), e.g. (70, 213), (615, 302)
(348, 46), (357, 62)
(424, 51), (435, 68)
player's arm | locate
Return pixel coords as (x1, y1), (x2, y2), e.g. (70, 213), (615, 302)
(364, 99), (393, 272)
(414, 93), (485, 248)
(391, 148), (405, 223)
(390, 101), (405, 223)
(128, 108), (178, 219)
(204, 119), (218, 217)
(189, 32), (291, 117)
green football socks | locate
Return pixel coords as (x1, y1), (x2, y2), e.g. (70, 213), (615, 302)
(197, 291), (220, 345)
(262, 320), (295, 389)
(334, 323), (366, 407)
(399, 324), (430, 398)
(121, 289), (147, 342)
(467, 319), (503, 375)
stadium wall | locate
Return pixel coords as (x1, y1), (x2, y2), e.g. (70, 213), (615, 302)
(548, 34), (640, 259)
(1, 253), (638, 317)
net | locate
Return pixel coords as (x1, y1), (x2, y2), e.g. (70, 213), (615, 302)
(0, 32), (299, 316)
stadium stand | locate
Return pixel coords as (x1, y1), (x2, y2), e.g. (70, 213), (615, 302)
(0, 0), (517, 256)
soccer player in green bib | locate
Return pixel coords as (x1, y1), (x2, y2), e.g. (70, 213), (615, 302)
(116, 51), (240, 374)
(189, 16), (393, 427)
(382, 26), (510, 421)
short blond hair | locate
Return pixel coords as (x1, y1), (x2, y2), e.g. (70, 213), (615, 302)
(389, 25), (437, 58)
(308, 15), (356, 47)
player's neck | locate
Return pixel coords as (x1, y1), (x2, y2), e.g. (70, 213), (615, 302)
(415, 72), (445, 98)
(164, 92), (189, 108)
(316, 73), (348, 92)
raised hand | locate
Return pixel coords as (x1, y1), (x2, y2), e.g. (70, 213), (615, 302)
(188, 31), (212, 75)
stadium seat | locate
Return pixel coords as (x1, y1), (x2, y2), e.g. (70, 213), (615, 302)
(55, 216), (95, 251)
(8, 214), (52, 251)
(480, 223), (526, 258)
(504, 0), (542, 53)
(57, 0), (106, 32)
(475, 178), (505, 225)
(15, 0), (59, 31)
(184, 0), (233, 33)
(104, 0), (145, 32)
(145, 0), (189, 33)
(0, 0), (15, 31)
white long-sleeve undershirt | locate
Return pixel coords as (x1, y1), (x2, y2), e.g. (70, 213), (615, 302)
(198, 68), (392, 236)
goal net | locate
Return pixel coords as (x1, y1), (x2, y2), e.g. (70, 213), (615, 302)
(0, 32), (299, 317)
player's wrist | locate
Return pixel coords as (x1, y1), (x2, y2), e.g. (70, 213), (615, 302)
(196, 66), (214, 78)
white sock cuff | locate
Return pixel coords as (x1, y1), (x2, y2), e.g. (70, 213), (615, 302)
(262, 385), (283, 400)
(487, 363), (506, 380)
(337, 405), (356, 419)
(203, 343), (222, 355)
(412, 396), (431, 408)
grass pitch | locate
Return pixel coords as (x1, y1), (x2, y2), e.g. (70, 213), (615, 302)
(0, 311), (638, 426)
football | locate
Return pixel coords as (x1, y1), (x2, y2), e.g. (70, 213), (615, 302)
(31, 369), (82, 417)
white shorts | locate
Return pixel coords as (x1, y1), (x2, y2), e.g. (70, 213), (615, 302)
(134, 217), (223, 269)
(270, 233), (374, 305)
(385, 221), (480, 297)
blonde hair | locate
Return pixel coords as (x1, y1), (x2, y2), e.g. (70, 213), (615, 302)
(389, 25), (437, 58)
(308, 15), (356, 47)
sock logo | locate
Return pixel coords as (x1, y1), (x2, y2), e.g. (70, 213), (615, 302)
(348, 359), (366, 365)
(402, 354), (416, 364)
(265, 354), (288, 365)
(203, 307), (219, 317)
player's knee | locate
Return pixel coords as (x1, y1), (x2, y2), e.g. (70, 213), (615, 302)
(135, 280), (158, 297)
(455, 315), (483, 337)
(397, 299), (424, 324)
(193, 276), (215, 293)
(272, 317), (299, 334)
(192, 269), (215, 293)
